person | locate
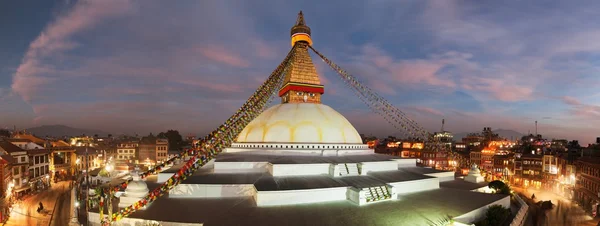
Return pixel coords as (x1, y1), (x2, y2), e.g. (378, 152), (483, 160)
(39, 202), (43, 211)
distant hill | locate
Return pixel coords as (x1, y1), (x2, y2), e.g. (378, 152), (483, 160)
(25, 125), (109, 138)
(453, 129), (524, 141)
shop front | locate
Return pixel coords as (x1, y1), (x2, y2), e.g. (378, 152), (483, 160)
(28, 175), (51, 192)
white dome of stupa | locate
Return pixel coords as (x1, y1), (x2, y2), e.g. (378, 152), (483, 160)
(124, 167), (148, 198)
(236, 103), (362, 144)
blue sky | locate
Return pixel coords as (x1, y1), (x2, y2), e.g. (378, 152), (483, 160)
(0, 0), (599, 144)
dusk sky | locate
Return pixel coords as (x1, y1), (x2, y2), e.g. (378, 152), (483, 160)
(1, 0), (599, 144)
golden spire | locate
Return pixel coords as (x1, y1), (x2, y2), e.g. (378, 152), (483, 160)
(290, 11), (313, 47)
(279, 11), (324, 104)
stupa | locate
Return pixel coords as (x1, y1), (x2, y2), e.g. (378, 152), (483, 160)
(465, 163), (485, 183)
(93, 12), (511, 226)
(118, 167), (149, 210)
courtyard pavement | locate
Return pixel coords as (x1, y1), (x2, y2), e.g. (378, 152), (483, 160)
(4, 181), (72, 226)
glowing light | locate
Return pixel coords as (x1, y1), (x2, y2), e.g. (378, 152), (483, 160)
(75, 201), (80, 207)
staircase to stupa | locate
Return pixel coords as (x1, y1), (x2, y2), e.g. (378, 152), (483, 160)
(338, 163), (360, 177)
(363, 186), (392, 203)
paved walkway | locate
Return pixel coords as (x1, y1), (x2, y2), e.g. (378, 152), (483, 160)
(513, 187), (599, 226)
(4, 181), (72, 226)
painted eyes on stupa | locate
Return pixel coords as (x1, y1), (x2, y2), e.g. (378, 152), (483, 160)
(309, 93), (316, 97)
(296, 92), (303, 96)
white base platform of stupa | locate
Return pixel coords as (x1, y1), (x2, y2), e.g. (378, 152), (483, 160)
(91, 152), (511, 226)
(119, 196), (148, 210)
(159, 152), (446, 206)
(465, 175), (485, 183)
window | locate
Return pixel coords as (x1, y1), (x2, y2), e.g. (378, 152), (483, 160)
(20, 156), (25, 163)
(13, 167), (18, 175)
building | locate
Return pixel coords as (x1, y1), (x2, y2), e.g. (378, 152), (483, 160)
(481, 149), (495, 174)
(575, 157), (600, 214)
(492, 153), (514, 183)
(156, 139), (168, 163)
(75, 147), (102, 173)
(462, 134), (484, 147)
(556, 152), (577, 199)
(47, 146), (77, 181)
(94, 12), (511, 226)
(0, 154), (15, 197)
(542, 153), (559, 190)
(519, 153), (543, 189)
(11, 132), (45, 146)
(0, 141), (31, 196)
(26, 149), (51, 191)
(70, 136), (97, 147)
(433, 131), (453, 149)
(116, 141), (138, 162)
(138, 137), (169, 165)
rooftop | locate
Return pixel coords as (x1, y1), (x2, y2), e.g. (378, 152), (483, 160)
(95, 184), (507, 226)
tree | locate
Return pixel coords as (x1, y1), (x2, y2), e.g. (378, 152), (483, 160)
(475, 205), (511, 226)
(488, 180), (511, 195)
(157, 130), (184, 151)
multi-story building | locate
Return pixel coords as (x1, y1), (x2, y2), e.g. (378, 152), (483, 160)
(69, 136), (97, 147)
(462, 134), (484, 147)
(46, 146), (77, 181)
(26, 149), (51, 191)
(139, 137), (170, 165)
(420, 150), (455, 171)
(492, 153), (514, 183)
(0, 154), (14, 198)
(470, 151), (481, 167)
(520, 153), (543, 189)
(75, 147), (102, 173)
(11, 131), (45, 146)
(156, 139), (169, 163)
(542, 153), (559, 190)
(481, 149), (495, 173)
(433, 131), (453, 149)
(575, 157), (600, 214)
(117, 141), (138, 162)
(0, 141), (31, 196)
(556, 152), (577, 199)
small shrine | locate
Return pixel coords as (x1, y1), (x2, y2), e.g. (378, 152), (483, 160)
(118, 167), (149, 209)
(464, 163), (485, 183)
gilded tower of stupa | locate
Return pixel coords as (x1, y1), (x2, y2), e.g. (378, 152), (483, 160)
(278, 11), (324, 104)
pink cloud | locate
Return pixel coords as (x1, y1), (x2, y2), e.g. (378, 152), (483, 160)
(562, 96), (600, 119)
(353, 45), (456, 89)
(463, 77), (534, 102)
(12, 0), (133, 103)
(198, 45), (250, 68)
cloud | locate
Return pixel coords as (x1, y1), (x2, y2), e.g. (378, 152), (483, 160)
(12, 0), (133, 103)
(198, 45), (250, 68)
(562, 96), (600, 119)
(4, 0), (600, 144)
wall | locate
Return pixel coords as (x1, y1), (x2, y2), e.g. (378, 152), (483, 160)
(453, 195), (511, 224)
(509, 195), (529, 226)
(88, 212), (203, 226)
